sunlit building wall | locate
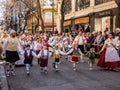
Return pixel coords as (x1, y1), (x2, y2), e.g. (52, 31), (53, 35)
(63, 0), (118, 33)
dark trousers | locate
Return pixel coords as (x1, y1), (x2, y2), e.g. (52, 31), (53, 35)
(78, 45), (84, 53)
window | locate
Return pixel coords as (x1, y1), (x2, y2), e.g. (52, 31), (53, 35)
(76, 0), (90, 11)
(95, 0), (113, 5)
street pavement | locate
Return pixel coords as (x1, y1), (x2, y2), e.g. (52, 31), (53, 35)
(6, 57), (120, 90)
(0, 61), (9, 90)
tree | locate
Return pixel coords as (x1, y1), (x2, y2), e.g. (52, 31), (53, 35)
(60, 0), (65, 32)
(60, 0), (72, 32)
(24, 0), (44, 33)
(36, 0), (44, 33)
(5, 0), (44, 33)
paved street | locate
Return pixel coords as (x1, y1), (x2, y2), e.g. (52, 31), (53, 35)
(7, 58), (120, 90)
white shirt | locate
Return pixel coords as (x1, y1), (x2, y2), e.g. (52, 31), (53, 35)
(94, 35), (103, 45)
(37, 49), (52, 58)
(67, 48), (83, 55)
(48, 37), (56, 47)
(21, 50), (37, 57)
(54, 49), (65, 55)
(75, 36), (84, 45)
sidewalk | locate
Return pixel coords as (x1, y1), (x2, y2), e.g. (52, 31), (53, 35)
(0, 61), (9, 90)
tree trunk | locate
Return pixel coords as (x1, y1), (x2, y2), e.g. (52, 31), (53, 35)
(23, 20), (27, 33)
(37, 0), (44, 33)
(35, 18), (39, 32)
(60, 0), (65, 33)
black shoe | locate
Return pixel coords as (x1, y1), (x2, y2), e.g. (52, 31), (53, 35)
(53, 63), (55, 68)
(38, 60), (40, 64)
(27, 72), (30, 76)
(6, 71), (10, 77)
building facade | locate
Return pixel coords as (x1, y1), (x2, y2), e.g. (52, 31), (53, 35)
(63, 0), (118, 33)
(26, 0), (57, 33)
(41, 0), (57, 32)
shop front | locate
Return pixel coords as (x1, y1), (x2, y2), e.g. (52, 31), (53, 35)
(74, 16), (90, 32)
(94, 9), (117, 34)
(63, 20), (72, 32)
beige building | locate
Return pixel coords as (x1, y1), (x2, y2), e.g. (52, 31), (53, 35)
(63, 0), (118, 33)
(26, 0), (57, 33)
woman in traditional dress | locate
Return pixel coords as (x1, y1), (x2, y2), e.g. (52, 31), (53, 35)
(97, 33), (120, 71)
(5, 30), (20, 76)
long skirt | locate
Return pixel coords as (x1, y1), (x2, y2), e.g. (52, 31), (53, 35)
(6, 50), (19, 63)
(40, 59), (48, 67)
(97, 48), (120, 69)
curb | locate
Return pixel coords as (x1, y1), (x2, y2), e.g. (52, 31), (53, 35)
(0, 63), (9, 90)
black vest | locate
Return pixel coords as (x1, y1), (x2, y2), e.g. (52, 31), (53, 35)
(24, 50), (33, 60)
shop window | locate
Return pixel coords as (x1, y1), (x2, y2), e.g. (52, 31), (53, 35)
(63, 0), (72, 15)
(76, 0), (90, 11)
(95, 0), (113, 5)
(95, 17), (110, 34)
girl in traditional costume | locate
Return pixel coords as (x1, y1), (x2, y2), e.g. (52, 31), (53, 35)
(67, 42), (83, 71)
(37, 44), (51, 73)
(34, 38), (43, 64)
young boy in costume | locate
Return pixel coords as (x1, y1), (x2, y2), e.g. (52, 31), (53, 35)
(86, 47), (96, 70)
(22, 45), (37, 75)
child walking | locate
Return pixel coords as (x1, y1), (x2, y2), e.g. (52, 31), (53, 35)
(53, 45), (66, 71)
(67, 43), (83, 71)
(22, 45), (37, 75)
(37, 44), (51, 73)
(86, 48), (96, 70)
